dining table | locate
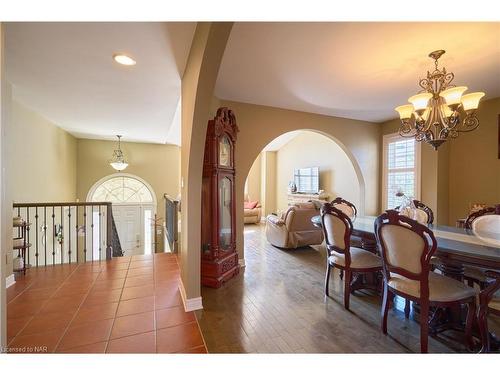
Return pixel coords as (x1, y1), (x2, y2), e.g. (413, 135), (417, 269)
(311, 214), (500, 347)
(311, 214), (500, 275)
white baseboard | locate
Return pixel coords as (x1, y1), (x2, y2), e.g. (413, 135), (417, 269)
(238, 258), (246, 268)
(6, 274), (16, 288)
(178, 279), (203, 312)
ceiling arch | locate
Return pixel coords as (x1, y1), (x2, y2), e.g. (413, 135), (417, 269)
(216, 22), (500, 123)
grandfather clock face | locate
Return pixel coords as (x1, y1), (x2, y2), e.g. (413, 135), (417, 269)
(219, 136), (231, 167)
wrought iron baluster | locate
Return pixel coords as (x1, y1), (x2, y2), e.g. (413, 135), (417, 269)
(35, 207), (39, 267)
(52, 207), (55, 266)
(91, 206), (94, 262)
(60, 206), (64, 265)
(68, 206), (71, 264)
(75, 206), (79, 264)
(83, 207), (87, 262)
(44, 207), (47, 266)
(99, 205), (102, 261)
(16, 207), (21, 238)
(26, 208), (30, 267)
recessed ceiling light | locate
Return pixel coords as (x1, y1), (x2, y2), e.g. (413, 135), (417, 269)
(113, 54), (136, 66)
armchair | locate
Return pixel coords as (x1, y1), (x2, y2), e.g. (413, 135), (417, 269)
(265, 203), (324, 249)
(244, 194), (262, 224)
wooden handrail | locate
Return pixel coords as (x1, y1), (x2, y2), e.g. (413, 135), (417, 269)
(163, 194), (179, 252)
(13, 202), (112, 208)
(163, 194), (179, 203)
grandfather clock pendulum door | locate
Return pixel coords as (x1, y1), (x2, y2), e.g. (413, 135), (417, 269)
(201, 107), (240, 288)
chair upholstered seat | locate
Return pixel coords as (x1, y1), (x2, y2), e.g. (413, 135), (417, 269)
(387, 272), (477, 302)
(329, 247), (382, 269)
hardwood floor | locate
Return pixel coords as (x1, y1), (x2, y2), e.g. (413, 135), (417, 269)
(197, 223), (499, 353)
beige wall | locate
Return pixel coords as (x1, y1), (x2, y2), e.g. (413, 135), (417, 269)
(76, 139), (181, 232)
(275, 131), (360, 212)
(2, 98), (78, 280)
(260, 151), (277, 216)
(447, 97), (500, 223)
(8, 100), (77, 203)
(1, 22), (6, 347)
(381, 96), (500, 225)
(245, 153), (261, 202)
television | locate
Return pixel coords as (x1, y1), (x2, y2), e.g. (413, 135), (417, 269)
(293, 167), (319, 194)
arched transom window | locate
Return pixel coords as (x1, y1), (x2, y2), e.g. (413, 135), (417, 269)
(90, 176), (154, 204)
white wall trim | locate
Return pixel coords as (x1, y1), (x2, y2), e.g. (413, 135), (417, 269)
(238, 258), (246, 268)
(178, 279), (203, 312)
(6, 274), (15, 288)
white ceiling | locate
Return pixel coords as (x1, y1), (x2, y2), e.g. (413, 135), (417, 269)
(5, 22), (499, 145)
(216, 22), (500, 123)
(5, 22), (195, 144)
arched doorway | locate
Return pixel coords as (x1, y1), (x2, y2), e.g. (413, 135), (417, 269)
(244, 130), (363, 216)
(240, 129), (365, 267)
(87, 173), (157, 256)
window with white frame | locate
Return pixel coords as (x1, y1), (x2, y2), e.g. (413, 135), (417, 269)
(382, 133), (421, 210)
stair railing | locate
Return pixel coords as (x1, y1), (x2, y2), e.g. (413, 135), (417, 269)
(12, 201), (115, 268)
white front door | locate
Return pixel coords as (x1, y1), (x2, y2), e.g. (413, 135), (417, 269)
(113, 205), (142, 256)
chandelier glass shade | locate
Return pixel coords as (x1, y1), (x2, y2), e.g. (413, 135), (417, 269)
(395, 50), (485, 150)
(109, 135), (129, 171)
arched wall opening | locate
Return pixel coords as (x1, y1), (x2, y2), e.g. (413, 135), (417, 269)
(243, 130), (364, 219)
(217, 99), (380, 267)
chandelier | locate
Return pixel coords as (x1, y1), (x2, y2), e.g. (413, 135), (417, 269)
(395, 50), (485, 150)
(109, 135), (128, 171)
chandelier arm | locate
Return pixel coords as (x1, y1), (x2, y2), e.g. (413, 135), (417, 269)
(457, 112), (480, 133)
(398, 130), (419, 138)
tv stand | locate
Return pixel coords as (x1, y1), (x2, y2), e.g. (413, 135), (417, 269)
(287, 192), (329, 206)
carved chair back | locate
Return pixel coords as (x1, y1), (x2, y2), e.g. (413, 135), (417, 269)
(396, 199), (434, 224)
(413, 200), (434, 224)
(464, 204), (500, 230)
(320, 202), (353, 266)
(331, 197), (357, 220)
(375, 210), (438, 300)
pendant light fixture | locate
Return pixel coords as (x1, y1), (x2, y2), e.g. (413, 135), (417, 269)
(109, 135), (129, 171)
(395, 50), (485, 150)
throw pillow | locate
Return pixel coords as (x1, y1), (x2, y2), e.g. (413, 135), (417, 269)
(244, 201), (259, 209)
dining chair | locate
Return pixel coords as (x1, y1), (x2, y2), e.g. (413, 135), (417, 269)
(463, 204), (500, 290)
(321, 202), (382, 310)
(396, 200), (435, 318)
(396, 199), (434, 224)
(331, 197), (362, 278)
(375, 210), (477, 353)
(331, 197), (357, 220)
(469, 206), (500, 353)
(478, 270), (500, 353)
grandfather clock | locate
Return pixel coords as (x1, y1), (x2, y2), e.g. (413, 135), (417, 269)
(201, 107), (240, 288)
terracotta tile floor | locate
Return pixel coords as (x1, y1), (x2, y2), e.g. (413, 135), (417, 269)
(6, 253), (207, 354)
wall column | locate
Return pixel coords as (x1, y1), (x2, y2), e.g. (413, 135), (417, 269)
(420, 143), (450, 225)
(180, 22), (233, 310)
(0, 22), (6, 348)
